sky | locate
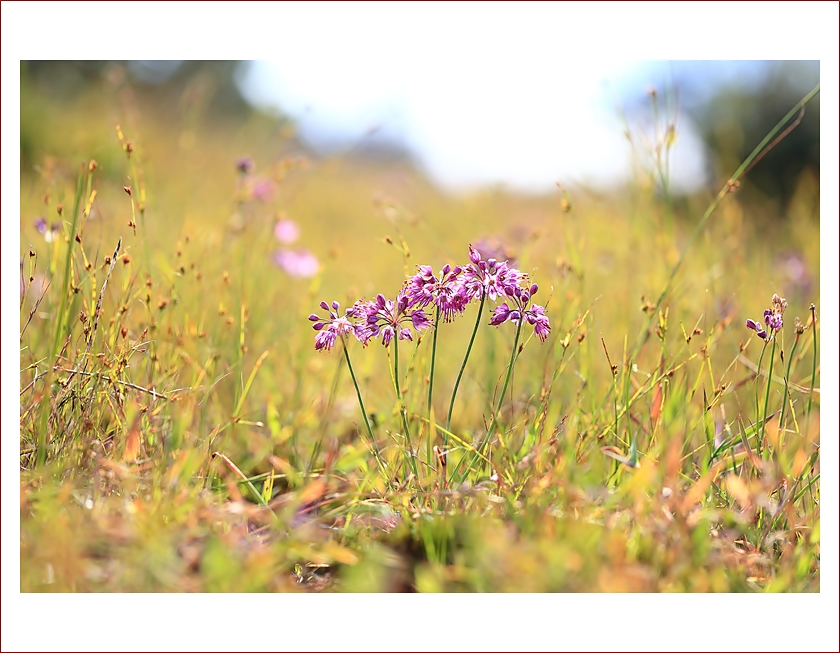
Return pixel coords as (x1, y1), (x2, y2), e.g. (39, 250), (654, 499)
(235, 8), (719, 194)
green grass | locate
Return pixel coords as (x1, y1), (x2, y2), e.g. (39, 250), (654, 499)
(18, 75), (820, 593)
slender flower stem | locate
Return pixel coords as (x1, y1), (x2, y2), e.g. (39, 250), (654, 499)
(342, 338), (386, 477)
(446, 292), (486, 436)
(453, 317), (523, 485)
(759, 336), (778, 458)
(427, 306), (440, 415)
(393, 337), (418, 477)
(489, 318), (524, 440)
(427, 305), (441, 462)
(805, 304), (818, 439)
(753, 339), (768, 449)
(777, 332), (800, 443)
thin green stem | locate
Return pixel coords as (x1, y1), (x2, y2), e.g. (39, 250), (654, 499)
(760, 336), (778, 458)
(777, 332), (800, 440)
(753, 339), (768, 443)
(427, 306), (440, 416)
(427, 305), (440, 459)
(453, 317), (523, 484)
(492, 318), (524, 431)
(342, 338), (386, 477)
(38, 167), (85, 467)
(393, 336), (418, 478)
(805, 304), (818, 439)
(447, 292), (486, 434)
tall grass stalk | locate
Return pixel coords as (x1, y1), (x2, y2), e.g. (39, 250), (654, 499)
(36, 168), (85, 466)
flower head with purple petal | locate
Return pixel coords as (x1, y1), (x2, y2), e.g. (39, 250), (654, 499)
(746, 294), (788, 342)
(461, 244), (527, 303)
(489, 283), (551, 342)
(404, 264), (468, 322)
(34, 217), (61, 243)
(355, 292), (431, 347)
(309, 300), (357, 352)
(236, 157), (254, 174)
(745, 318), (768, 341)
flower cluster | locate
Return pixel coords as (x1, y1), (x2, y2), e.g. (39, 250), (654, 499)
(309, 301), (357, 351)
(746, 293), (788, 341)
(490, 283), (551, 342)
(309, 244), (551, 351)
(403, 264), (468, 322)
(461, 244), (526, 302)
(352, 293), (431, 346)
(308, 294), (431, 351)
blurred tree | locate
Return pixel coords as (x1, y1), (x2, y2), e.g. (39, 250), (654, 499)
(22, 60), (257, 116)
(680, 61), (819, 211)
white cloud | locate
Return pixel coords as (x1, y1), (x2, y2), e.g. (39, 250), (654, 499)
(237, 6), (711, 193)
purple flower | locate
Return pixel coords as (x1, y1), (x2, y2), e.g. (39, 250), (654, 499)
(274, 218), (300, 244)
(489, 283), (551, 342)
(404, 263), (468, 322)
(766, 312), (783, 331)
(34, 218), (61, 243)
(461, 244), (526, 302)
(273, 249), (319, 278)
(309, 300), (356, 352)
(236, 157), (254, 174)
(355, 292), (431, 347)
(745, 319), (768, 341)
(748, 294), (787, 341)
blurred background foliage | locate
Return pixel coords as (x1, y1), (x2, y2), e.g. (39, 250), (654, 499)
(21, 60), (820, 209)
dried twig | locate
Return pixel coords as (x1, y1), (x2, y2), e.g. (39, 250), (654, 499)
(54, 367), (169, 400)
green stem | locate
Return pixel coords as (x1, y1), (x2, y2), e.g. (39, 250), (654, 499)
(777, 332), (800, 442)
(37, 168), (85, 467)
(492, 318), (524, 430)
(446, 292), (486, 434)
(427, 305), (440, 460)
(393, 336), (418, 478)
(760, 336), (778, 458)
(805, 304), (818, 439)
(342, 338), (386, 477)
(753, 339), (768, 446)
(453, 317), (523, 484)
(427, 306), (440, 416)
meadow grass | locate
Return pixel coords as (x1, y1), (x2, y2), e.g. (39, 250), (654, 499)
(18, 76), (821, 592)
